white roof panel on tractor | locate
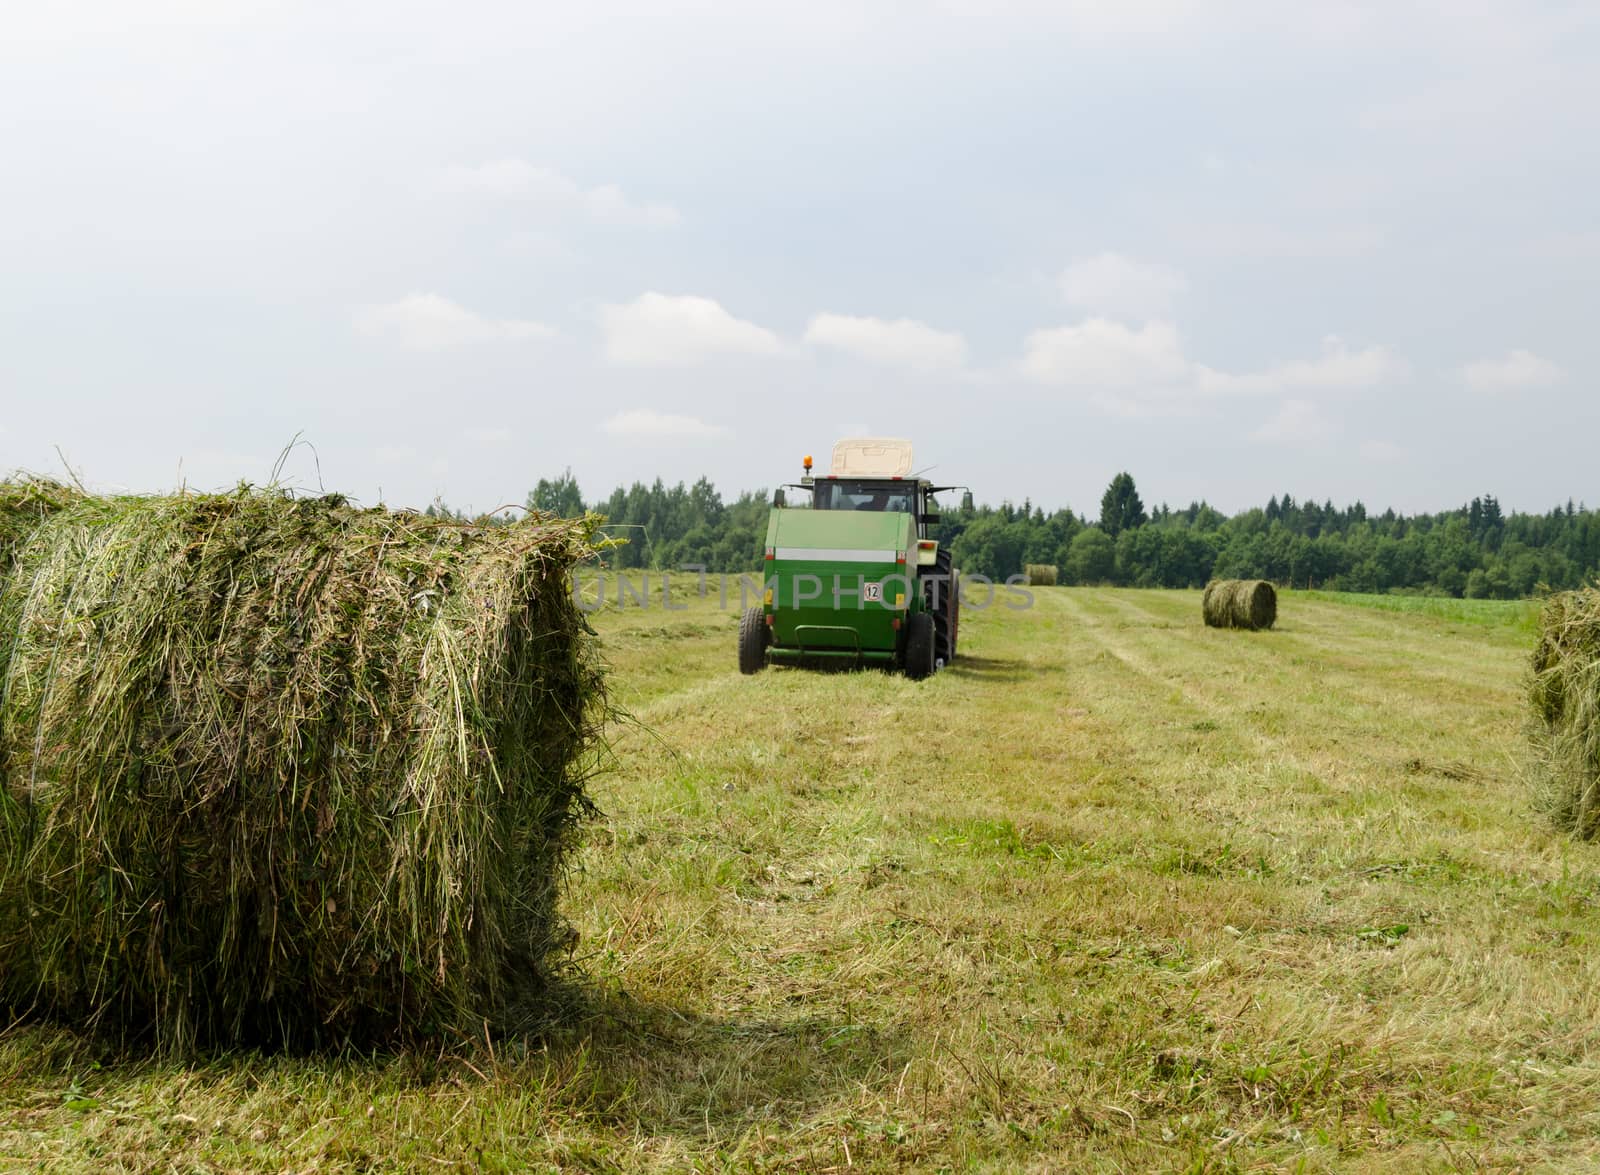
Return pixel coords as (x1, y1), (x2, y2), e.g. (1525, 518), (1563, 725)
(830, 438), (914, 478)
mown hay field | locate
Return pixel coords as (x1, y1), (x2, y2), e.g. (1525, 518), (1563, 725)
(4, 585), (1598, 1171)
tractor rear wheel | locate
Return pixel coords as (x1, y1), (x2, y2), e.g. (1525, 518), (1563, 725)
(738, 607), (768, 675)
(904, 611), (936, 680)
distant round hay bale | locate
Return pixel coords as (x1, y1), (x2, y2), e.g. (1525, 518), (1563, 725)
(0, 487), (606, 1051)
(1203, 579), (1277, 630)
(1024, 563), (1058, 587)
(1528, 588), (1600, 839)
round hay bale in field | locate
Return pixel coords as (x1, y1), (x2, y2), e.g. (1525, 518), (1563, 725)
(1528, 588), (1600, 840)
(0, 488), (606, 1051)
(1202, 579), (1277, 630)
(1024, 563), (1058, 587)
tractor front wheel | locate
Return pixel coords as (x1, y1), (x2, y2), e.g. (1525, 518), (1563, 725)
(738, 607), (768, 674)
(904, 611), (936, 680)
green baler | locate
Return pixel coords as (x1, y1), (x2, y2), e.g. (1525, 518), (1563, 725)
(738, 438), (961, 679)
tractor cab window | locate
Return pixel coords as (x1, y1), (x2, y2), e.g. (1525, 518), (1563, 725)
(813, 480), (915, 514)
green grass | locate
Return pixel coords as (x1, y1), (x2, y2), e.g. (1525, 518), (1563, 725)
(5, 585), (1600, 1171)
(1296, 588), (1541, 632)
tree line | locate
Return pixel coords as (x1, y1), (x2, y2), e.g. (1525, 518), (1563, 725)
(427, 470), (1600, 599)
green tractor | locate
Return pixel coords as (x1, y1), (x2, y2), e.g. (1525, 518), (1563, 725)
(739, 438), (964, 679)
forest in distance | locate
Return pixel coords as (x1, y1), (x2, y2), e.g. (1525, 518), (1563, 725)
(424, 470), (1600, 599)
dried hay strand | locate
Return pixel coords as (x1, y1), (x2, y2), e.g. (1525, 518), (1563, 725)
(1529, 588), (1600, 839)
(1024, 564), (1058, 587)
(0, 487), (607, 1051)
(1202, 579), (1277, 630)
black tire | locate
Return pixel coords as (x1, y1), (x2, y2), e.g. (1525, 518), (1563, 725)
(904, 611), (936, 680)
(946, 571), (960, 662)
(738, 607), (768, 675)
(930, 549), (959, 664)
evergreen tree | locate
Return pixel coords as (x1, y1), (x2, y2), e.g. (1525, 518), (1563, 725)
(1099, 473), (1147, 539)
(527, 468), (585, 517)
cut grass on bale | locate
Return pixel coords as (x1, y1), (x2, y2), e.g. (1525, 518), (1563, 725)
(1530, 587), (1600, 839)
(0, 487), (606, 1053)
(5, 585), (1600, 1170)
(0, 477), (81, 564)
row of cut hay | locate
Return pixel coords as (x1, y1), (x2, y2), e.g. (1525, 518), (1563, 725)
(1529, 588), (1600, 839)
(1203, 579), (1277, 630)
(0, 486), (606, 1052)
(1024, 564), (1058, 587)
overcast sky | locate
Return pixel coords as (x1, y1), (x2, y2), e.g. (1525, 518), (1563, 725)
(2, 1), (1595, 516)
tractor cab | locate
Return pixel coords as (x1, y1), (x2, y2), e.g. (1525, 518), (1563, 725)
(802, 439), (942, 541)
(812, 479), (916, 515)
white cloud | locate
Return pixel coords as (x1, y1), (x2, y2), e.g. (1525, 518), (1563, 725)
(375, 445), (416, 463)
(1059, 252), (1187, 321)
(601, 410), (731, 440)
(1359, 439), (1405, 462)
(600, 292), (788, 366)
(803, 313), (967, 370)
(1251, 399), (1335, 444)
(438, 160), (680, 227)
(1520, 230), (1600, 260)
(1196, 335), (1405, 397)
(462, 427), (513, 445)
(582, 183), (680, 227)
(439, 158), (549, 198)
(1358, 64), (1595, 148)
(1021, 318), (1192, 392)
(1022, 321), (1403, 436)
(502, 229), (579, 262)
(354, 293), (554, 350)
(1462, 349), (1564, 394)
(1051, 1), (1216, 42)
(1178, 222), (1382, 260)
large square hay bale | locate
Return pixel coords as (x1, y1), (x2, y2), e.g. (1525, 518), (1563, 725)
(1530, 588), (1600, 839)
(0, 487), (605, 1050)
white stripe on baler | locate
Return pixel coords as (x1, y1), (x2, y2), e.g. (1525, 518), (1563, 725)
(772, 547), (898, 563)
